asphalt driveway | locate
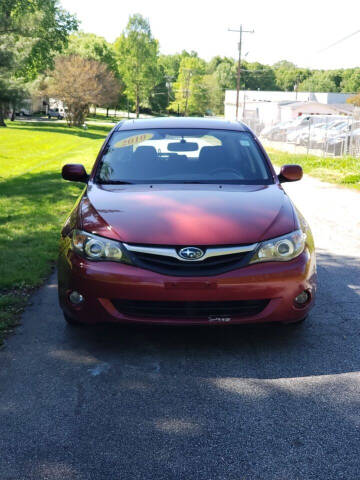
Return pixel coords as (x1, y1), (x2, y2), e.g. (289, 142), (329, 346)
(1, 176), (360, 480)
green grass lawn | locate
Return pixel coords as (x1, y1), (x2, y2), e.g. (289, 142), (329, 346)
(267, 148), (360, 190)
(0, 121), (112, 344)
(86, 112), (125, 123)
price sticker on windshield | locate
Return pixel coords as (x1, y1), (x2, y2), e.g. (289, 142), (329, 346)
(114, 133), (153, 148)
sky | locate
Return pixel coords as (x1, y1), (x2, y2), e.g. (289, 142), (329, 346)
(60, 0), (360, 70)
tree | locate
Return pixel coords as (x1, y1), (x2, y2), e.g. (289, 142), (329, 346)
(203, 73), (224, 115)
(46, 55), (119, 126)
(274, 66), (310, 91)
(241, 62), (278, 91)
(0, 78), (28, 126)
(159, 54), (182, 80)
(207, 56), (225, 74)
(148, 66), (170, 114)
(66, 32), (119, 76)
(170, 57), (209, 116)
(158, 51), (201, 113)
(0, 0), (77, 126)
(0, 0), (77, 78)
(298, 71), (340, 92)
(341, 69), (360, 93)
(114, 14), (159, 117)
(272, 60), (297, 70)
(347, 94), (360, 106)
(215, 58), (237, 90)
(65, 32), (123, 114)
(201, 58), (237, 116)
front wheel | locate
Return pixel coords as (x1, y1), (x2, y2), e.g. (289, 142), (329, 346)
(63, 313), (83, 326)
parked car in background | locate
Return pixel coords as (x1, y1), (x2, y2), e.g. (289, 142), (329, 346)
(285, 115), (330, 135)
(261, 116), (337, 143)
(327, 122), (360, 155)
(15, 108), (31, 116)
(286, 125), (314, 145)
(309, 121), (347, 147)
(48, 107), (66, 119)
(287, 122), (332, 146)
(58, 117), (316, 327)
(260, 121), (293, 141)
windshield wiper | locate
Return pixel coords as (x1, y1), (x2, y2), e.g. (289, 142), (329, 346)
(177, 181), (206, 184)
(98, 180), (134, 185)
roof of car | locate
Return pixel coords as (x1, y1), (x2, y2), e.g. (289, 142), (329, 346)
(115, 117), (251, 132)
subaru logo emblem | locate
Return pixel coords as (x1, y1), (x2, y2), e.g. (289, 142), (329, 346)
(178, 247), (205, 261)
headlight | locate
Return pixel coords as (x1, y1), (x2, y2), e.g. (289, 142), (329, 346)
(250, 230), (306, 264)
(71, 229), (130, 263)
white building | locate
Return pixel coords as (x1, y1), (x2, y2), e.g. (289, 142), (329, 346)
(224, 90), (354, 130)
(279, 101), (354, 122)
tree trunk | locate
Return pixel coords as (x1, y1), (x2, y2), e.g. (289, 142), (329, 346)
(136, 88), (140, 118)
(106, 107), (109, 117)
(0, 105), (7, 127)
(11, 110), (15, 121)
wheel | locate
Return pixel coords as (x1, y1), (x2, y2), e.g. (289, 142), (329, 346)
(63, 313), (83, 326)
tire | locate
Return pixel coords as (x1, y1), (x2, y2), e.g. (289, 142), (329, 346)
(63, 313), (83, 326)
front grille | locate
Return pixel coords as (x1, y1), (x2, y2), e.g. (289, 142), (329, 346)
(127, 250), (253, 276)
(112, 299), (269, 319)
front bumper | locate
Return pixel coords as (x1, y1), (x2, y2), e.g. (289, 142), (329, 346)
(58, 245), (317, 325)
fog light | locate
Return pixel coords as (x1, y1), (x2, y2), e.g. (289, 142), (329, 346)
(69, 291), (84, 305)
(294, 290), (310, 305)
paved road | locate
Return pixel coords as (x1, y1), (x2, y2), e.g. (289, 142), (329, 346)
(1, 177), (360, 480)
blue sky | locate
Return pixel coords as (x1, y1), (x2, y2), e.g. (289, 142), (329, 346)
(61, 0), (360, 69)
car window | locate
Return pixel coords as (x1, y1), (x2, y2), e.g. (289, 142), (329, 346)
(96, 128), (273, 185)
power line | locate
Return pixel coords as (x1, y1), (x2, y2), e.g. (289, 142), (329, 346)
(318, 29), (360, 53)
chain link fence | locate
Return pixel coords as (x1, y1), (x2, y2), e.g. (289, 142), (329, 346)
(243, 108), (360, 158)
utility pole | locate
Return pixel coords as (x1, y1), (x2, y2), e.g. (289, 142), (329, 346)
(165, 76), (173, 116)
(228, 25), (254, 120)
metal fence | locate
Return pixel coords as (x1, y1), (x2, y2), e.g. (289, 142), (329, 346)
(242, 111), (360, 158)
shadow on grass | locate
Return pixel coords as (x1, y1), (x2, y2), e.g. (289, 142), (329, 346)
(9, 122), (113, 140)
(0, 170), (83, 199)
(0, 170), (84, 289)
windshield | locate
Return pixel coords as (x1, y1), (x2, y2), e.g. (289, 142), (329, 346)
(96, 128), (272, 184)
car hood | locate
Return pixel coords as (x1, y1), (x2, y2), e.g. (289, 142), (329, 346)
(82, 183), (297, 245)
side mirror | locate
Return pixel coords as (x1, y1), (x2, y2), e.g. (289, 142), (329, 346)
(62, 164), (88, 183)
(278, 164), (303, 183)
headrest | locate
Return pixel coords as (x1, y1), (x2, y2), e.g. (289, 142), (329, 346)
(199, 146), (225, 163)
(133, 146), (157, 162)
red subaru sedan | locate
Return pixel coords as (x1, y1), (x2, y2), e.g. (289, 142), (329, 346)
(58, 117), (316, 326)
